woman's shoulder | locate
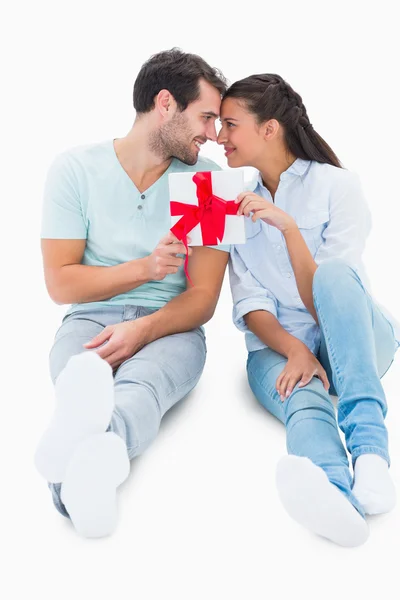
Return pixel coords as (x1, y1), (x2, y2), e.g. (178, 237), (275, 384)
(309, 161), (361, 190)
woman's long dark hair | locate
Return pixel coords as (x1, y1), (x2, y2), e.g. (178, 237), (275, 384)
(223, 74), (341, 168)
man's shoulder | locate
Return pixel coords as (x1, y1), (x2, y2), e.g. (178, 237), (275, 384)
(49, 140), (113, 175)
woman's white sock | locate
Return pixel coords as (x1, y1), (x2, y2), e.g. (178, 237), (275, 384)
(276, 455), (369, 547)
(352, 454), (396, 515)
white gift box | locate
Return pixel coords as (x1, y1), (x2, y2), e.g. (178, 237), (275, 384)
(168, 169), (246, 245)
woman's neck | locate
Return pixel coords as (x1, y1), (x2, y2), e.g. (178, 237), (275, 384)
(256, 151), (297, 200)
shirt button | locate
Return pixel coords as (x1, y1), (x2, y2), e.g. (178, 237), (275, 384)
(286, 272), (292, 278)
(141, 194), (145, 199)
(276, 245), (281, 250)
(137, 205), (143, 210)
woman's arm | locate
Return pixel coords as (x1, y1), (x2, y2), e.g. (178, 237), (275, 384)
(236, 192), (318, 321)
(244, 309), (329, 399)
(244, 308), (304, 356)
(282, 226), (318, 322)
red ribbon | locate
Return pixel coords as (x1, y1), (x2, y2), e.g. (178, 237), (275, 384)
(170, 172), (238, 285)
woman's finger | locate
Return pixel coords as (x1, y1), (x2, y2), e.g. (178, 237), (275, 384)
(317, 368), (330, 391)
(236, 195), (255, 216)
(285, 374), (302, 398)
(242, 201), (269, 217)
(297, 371), (313, 388)
(278, 372), (290, 401)
(276, 370), (286, 393)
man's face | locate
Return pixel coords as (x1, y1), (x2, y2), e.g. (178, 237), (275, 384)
(154, 79), (221, 165)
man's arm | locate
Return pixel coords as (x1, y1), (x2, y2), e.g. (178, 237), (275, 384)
(41, 239), (150, 304)
(41, 233), (189, 304)
(84, 246), (229, 368)
(142, 246), (229, 342)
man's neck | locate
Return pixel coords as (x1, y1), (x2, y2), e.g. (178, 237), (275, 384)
(113, 125), (172, 193)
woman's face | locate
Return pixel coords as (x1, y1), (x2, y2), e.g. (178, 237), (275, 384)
(217, 97), (265, 167)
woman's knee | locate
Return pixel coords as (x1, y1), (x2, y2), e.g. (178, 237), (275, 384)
(313, 259), (355, 294)
(284, 379), (335, 423)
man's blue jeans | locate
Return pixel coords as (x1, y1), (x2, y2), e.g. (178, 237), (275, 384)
(247, 260), (398, 516)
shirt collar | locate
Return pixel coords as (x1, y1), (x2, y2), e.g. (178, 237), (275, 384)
(255, 158), (311, 189)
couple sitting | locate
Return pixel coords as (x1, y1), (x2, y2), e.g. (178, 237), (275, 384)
(35, 48), (399, 547)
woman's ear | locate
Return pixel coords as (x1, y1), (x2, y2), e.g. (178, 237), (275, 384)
(263, 119), (280, 140)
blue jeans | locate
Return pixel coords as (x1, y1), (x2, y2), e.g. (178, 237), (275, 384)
(247, 260), (397, 516)
(47, 305), (207, 517)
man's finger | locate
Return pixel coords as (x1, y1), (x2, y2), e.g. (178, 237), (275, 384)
(160, 231), (179, 245)
(95, 339), (118, 360)
(83, 329), (111, 349)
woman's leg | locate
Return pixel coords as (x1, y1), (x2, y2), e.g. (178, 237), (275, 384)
(247, 348), (368, 546)
(313, 259), (397, 514)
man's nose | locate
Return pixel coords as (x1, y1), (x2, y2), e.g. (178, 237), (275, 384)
(207, 122), (218, 142)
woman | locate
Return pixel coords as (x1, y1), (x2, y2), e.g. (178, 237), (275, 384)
(217, 74), (399, 547)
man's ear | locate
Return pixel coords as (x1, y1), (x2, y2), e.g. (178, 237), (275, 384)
(155, 89), (176, 118)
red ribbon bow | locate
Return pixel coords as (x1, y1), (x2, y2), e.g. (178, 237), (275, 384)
(170, 172), (238, 285)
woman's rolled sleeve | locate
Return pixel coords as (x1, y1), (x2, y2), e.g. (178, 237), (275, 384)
(229, 248), (277, 333)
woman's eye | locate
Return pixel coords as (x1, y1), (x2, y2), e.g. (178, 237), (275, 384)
(227, 122), (235, 128)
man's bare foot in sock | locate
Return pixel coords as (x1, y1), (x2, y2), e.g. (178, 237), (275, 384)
(276, 455), (369, 547)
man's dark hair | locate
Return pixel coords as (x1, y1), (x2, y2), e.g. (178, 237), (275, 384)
(133, 48), (228, 113)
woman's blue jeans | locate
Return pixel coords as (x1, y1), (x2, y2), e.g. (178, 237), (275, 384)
(247, 259), (398, 516)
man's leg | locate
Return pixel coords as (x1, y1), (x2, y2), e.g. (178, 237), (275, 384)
(36, 307), (127, 524)
(110, 327), (207, 461)
(37, 305), (207, 536)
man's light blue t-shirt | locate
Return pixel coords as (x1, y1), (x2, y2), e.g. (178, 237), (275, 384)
(41, 140), (229, 314)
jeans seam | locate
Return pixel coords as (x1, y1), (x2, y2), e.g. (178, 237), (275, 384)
(313, 293), (344, 390)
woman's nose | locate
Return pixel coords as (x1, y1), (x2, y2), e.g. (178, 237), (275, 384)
(217, 129), (226, 145)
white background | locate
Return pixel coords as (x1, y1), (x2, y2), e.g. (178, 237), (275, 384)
(2, 1), (400, 598)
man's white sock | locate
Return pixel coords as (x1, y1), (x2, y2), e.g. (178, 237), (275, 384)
(61, 432), (130, 538)
(35, 351), (115, 483)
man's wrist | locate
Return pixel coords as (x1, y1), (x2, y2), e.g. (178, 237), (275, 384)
(128, 256), (150, 286)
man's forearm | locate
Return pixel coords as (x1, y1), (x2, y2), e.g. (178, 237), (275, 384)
(47, 258), (150, 304)
(244, 310), (306, 358)
(142, 286), (218, 343)
(283, 227), (318, 322)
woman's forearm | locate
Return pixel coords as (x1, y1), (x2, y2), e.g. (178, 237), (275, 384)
(283, 227), (318, 322)
(244, 310), (307, 358)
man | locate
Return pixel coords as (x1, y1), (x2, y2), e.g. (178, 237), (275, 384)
(35, 48), (229, 538)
